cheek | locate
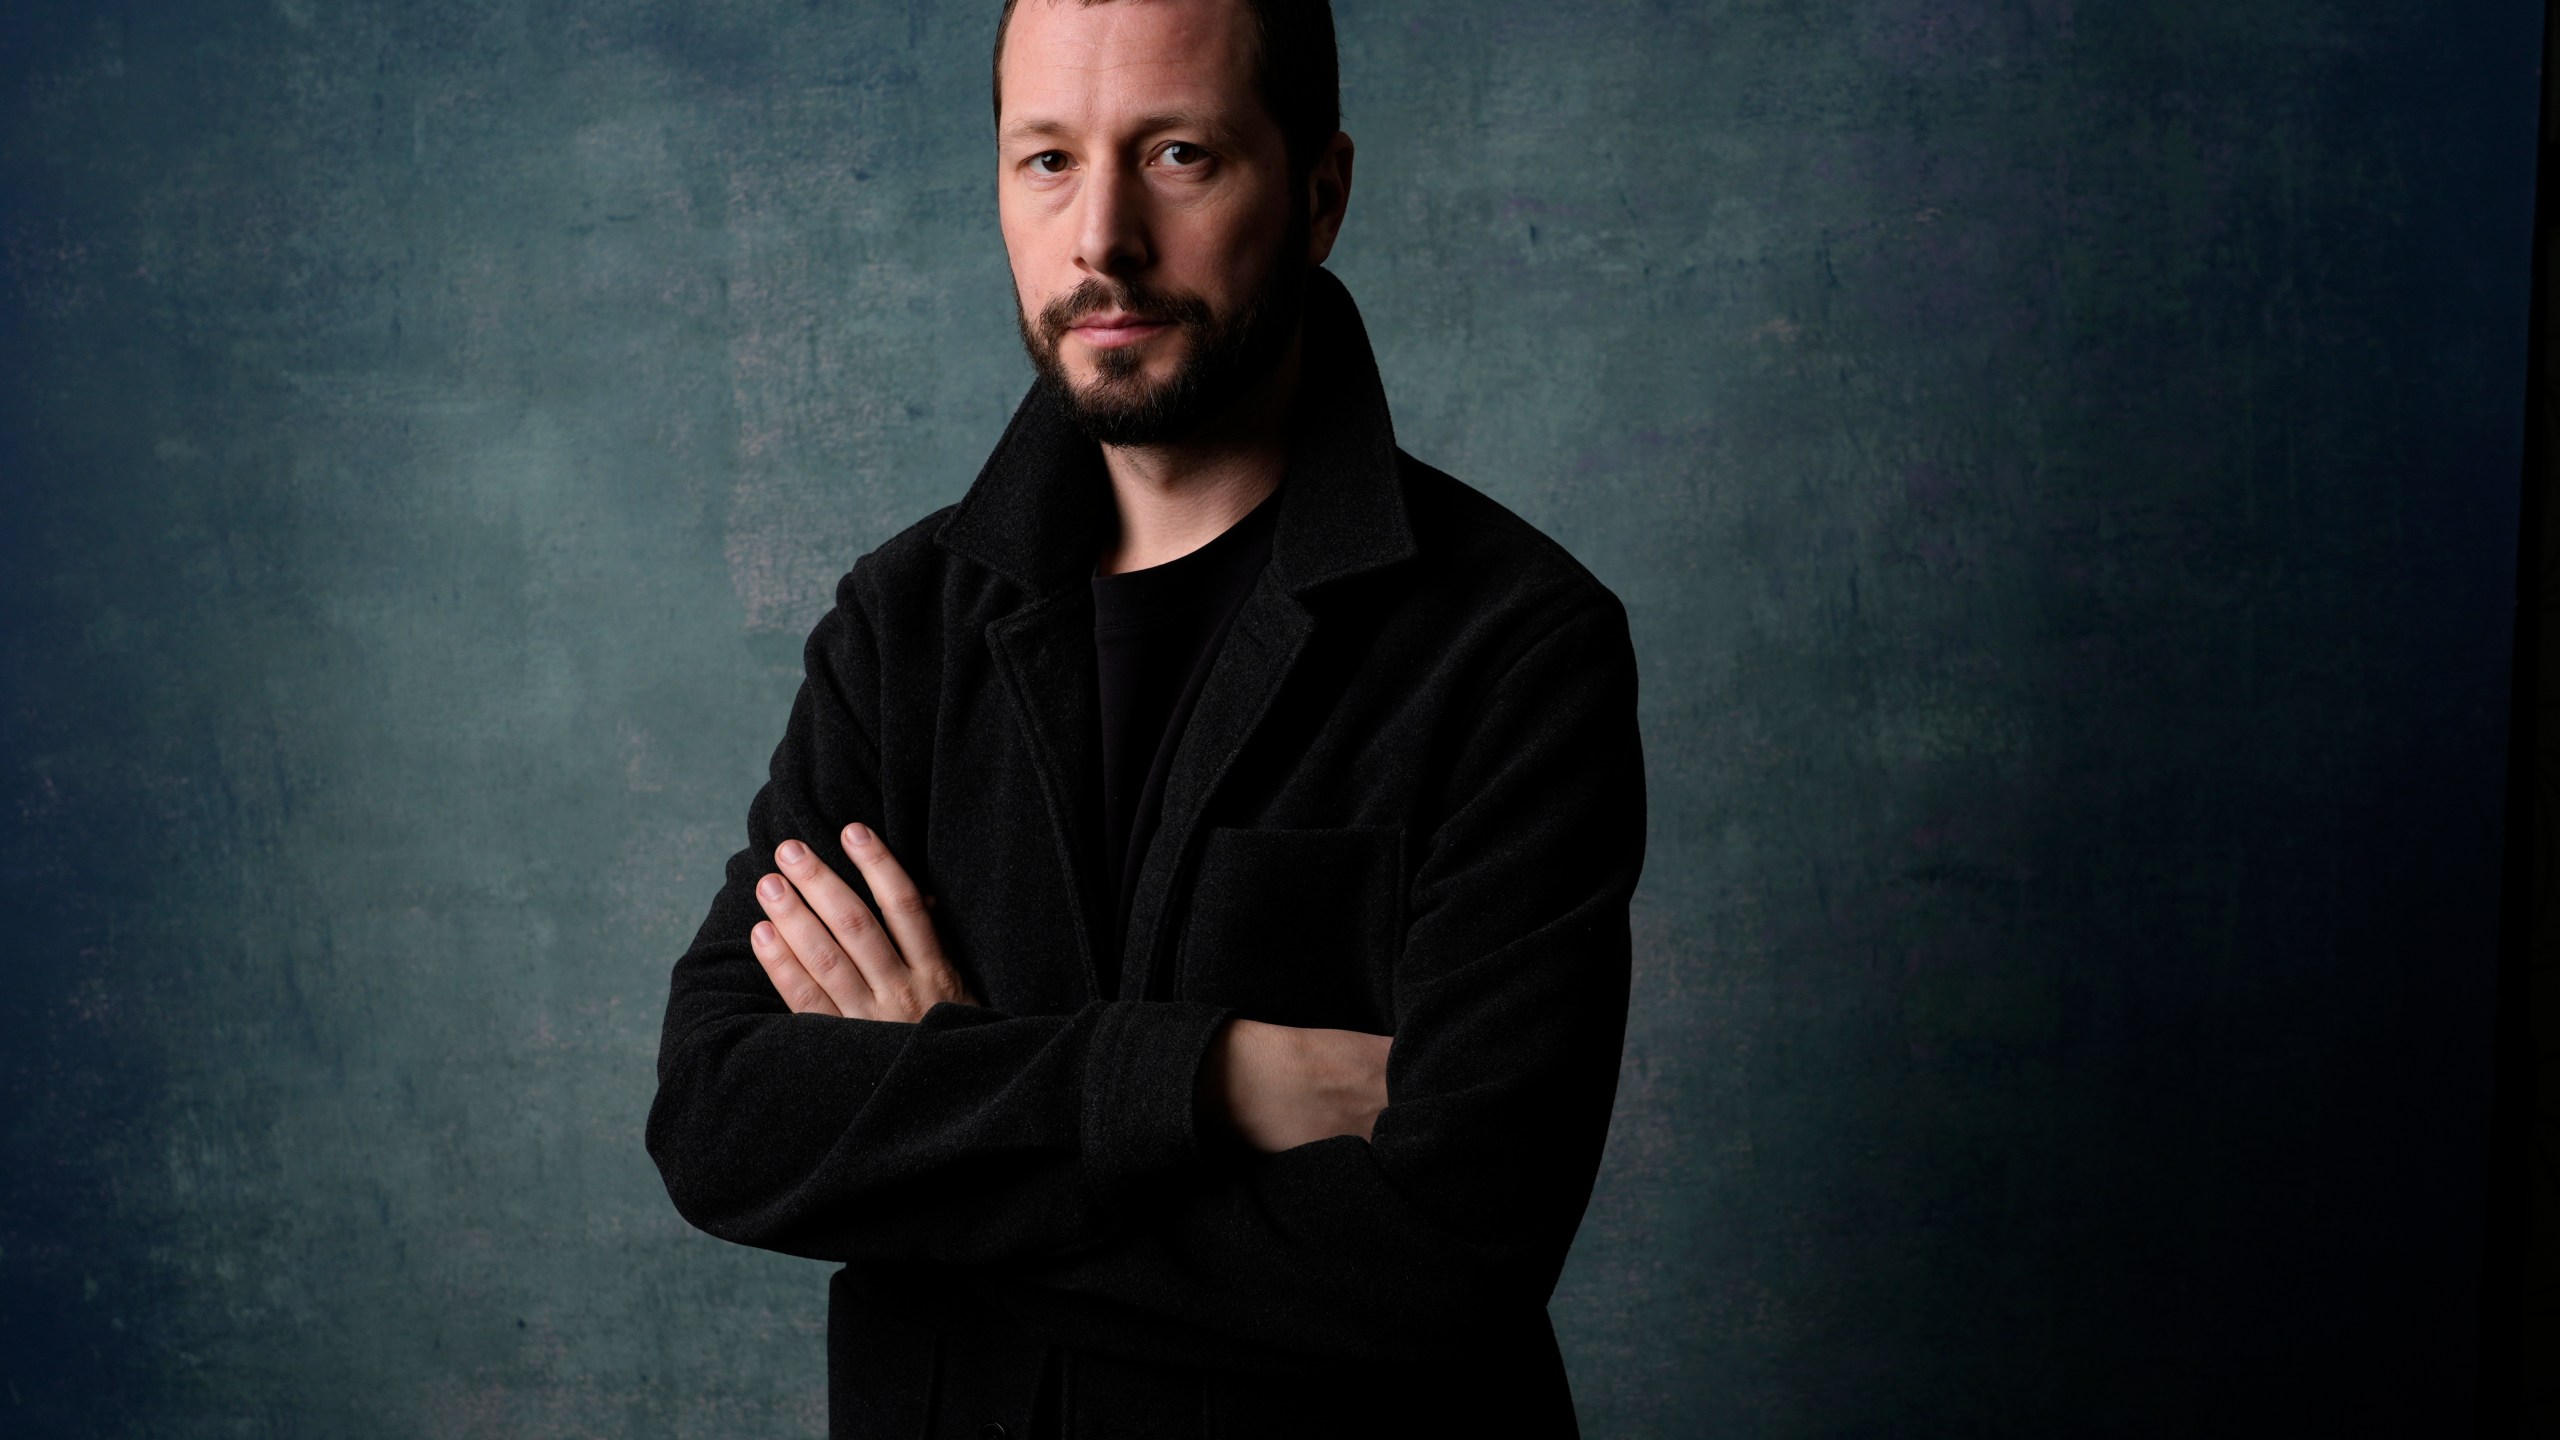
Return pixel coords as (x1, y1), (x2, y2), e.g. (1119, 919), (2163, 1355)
(1000, 203), (1094, 298)
(1139, 211), (1237, 302)
(1186, 191), (1294, 276)
(997, 192), (1054, 264)
(999, 232), (1057, 318)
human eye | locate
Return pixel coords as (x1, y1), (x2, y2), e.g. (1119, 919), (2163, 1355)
(1154, 141), (1214, 171)
(1024, 150), (1072, 177)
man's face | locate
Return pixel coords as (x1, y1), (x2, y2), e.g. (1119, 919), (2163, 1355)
(996, 0), (1314, 446)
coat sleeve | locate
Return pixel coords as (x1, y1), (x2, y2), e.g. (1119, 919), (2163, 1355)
(964, 591), (1647, 1370)
(643, 557), (1237, 1267)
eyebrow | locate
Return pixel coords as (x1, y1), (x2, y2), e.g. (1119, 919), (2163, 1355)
(999, 112), (1239, 147)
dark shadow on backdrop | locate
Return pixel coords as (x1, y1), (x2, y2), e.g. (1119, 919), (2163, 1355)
(2488, 5), (2560, 1436)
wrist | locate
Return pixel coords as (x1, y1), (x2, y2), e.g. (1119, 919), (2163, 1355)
(1193, 1017), (1241, 1145)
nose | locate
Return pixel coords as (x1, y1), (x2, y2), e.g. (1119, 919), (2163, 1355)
(1072, 154), (1152, 280)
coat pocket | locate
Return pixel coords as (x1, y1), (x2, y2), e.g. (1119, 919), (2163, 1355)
(1175, 825), (1403, 1031)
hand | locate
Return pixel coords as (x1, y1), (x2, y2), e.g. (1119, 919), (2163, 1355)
(750, 822), (979, 1022)
(1196, 1018), (1391, 1152)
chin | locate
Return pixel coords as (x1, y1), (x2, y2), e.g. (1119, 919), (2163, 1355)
(1071, 376), (1169, 416)
(1078, 346), (1181, 390)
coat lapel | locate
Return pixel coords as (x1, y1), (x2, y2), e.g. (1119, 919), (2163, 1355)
(935, 268), (1420, 1004)
(936, 380), (1117, 1000)
(1116, 271), (1420, 997)
(1115, 579), (1314, 999)
(982, 588), (1111, 1002)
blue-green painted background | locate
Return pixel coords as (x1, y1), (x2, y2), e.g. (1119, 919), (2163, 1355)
(0, 2), (2538, 1435)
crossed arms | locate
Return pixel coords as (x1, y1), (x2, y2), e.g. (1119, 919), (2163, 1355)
(645, 560), (1646, 1370)
(746, 821), (1394, 1154)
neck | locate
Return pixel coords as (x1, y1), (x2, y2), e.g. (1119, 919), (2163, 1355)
(1093, 327), (1302, 577)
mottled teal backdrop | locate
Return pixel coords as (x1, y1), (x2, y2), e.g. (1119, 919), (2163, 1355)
(0, 2), (2538, 1436)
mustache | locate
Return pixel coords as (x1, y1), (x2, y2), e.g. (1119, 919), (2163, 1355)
(1037, 277), (1215, 340)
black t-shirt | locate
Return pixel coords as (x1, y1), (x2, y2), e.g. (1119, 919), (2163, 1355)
(1088, 483), (1282, 995)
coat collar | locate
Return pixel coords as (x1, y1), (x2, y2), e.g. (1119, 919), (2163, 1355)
(933, 266), (1417, 596)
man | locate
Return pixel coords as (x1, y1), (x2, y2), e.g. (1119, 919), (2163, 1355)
(645, 1), (1647, 1435)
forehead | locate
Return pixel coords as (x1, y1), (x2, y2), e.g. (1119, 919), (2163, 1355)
(998, 0), (1261, 133)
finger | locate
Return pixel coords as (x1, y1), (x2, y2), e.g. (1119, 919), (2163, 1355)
(770, 837), (912, 994)
(750, 920), (843, 1017)
(840, 823), (948, 972)
(757, 864), (877, 1014)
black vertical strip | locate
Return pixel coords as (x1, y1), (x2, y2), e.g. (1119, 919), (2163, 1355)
(2487, 5), (2560, 1434)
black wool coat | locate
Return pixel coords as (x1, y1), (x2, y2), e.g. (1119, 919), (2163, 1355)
(647, 268), (1648, 1440)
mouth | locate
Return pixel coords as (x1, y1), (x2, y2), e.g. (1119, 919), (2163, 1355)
(1067, 312), (1174, 349)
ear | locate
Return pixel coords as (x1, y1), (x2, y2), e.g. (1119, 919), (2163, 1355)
(1303, 131), (1356, 266)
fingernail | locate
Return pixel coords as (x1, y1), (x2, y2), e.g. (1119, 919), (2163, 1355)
(777, 840), (806, 864)
(847, 823), (872, 847)
(758, 875), (784, 901)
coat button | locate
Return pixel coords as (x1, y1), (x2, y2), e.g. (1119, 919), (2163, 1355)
(977, 1426), (1008, 1440)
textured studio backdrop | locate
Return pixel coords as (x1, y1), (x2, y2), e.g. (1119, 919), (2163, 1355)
(0, 2), (2540, 1436)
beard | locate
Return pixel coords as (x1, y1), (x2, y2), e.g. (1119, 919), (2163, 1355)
(1014, 206), (1312, 448)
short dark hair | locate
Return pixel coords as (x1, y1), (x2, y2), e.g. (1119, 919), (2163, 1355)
(992, 0), (1341, 178)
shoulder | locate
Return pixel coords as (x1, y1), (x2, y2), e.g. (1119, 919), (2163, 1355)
(782, 502), (978, 698)
(1389, 449), (1631, 660)
(830, 501), (969, 614)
